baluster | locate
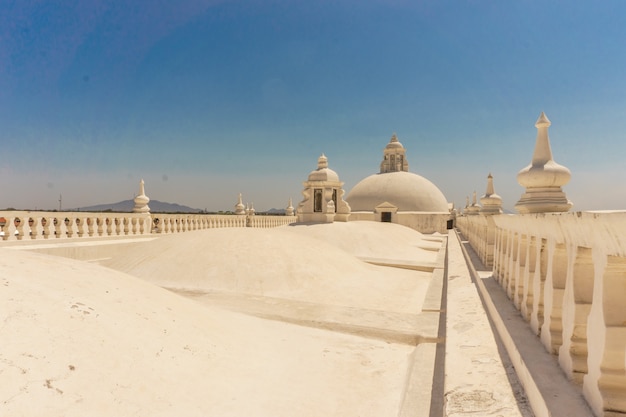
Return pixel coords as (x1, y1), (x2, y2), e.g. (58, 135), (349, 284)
(558, 246), (594, 385)
(585, 254), (626, 416)
(64, 217), (73, 238)
(53, 217), (62, 238)
(86, 218), (94, 237)
(41, 217), (50, 239)
(75, 217), (84, 237)
(13, 217), (23, 240)
(28, 217), (37, 239)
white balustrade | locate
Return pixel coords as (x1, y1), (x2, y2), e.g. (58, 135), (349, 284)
(0, 211), (297, 242)
(458, 211), (626, 416)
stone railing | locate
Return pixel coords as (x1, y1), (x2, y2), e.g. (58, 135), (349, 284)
(458, 211), (626, 417)
(456, 214), (497, 267)
(0, 211), (297, 241)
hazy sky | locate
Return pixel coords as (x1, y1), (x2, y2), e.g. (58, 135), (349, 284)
(2, 0), (626, 212)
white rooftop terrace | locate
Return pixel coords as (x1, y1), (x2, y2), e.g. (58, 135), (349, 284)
(1, 219), (566, 417)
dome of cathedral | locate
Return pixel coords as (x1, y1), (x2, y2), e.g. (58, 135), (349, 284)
(346, 171), (449, 212)
(346, 134), (448, 213)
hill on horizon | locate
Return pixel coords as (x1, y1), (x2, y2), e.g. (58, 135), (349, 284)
(72, 200), (287, 215)
(73, 199), (204, 214)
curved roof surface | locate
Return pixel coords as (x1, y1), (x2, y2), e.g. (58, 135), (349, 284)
(103, 223), (435, 313)
(346, 171), (449, 212)
(1, 221), (439, 416)
(308, 167), (340, 182)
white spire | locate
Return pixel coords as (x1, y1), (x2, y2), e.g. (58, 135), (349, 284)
(480, 173), (503, 214)
(516, 112), (572, 213)
(465, 190), (480, 215)
(485, 173), (495, 196)
(317, 154), (328, 169)
(234, 193), (246, 215)
(531, 112), (554, 166)
(132, 179), (150, 213)
(285, 197), (295, 216)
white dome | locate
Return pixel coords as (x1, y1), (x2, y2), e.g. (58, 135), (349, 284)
(385, 140), (404, 150)
(306, 153), (340, 182)
(346, 171), (449, 212)
(308, 167), (340, 182)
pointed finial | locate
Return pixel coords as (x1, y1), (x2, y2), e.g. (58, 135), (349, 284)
(535, 111), (551, 128)
(390, 133), (398, 143)
(531, 111), (555, 166)
(516, 112), (572, 213)
(235, 192), (246, 215)
(481, 173), (503, 214)
(485, 173), (495, 196)
(286, 197), (295, 216)
(133, 179), (150, 213)
(317, 153), (328, 169)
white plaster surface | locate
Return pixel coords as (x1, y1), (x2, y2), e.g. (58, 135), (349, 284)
(445, 232), (533, 417)
(0, 248), (416, 417)
(1, 221), (446, 416)
(102, 222), (435, 315)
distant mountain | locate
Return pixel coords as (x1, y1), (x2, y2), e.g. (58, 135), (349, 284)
(265, 208), (286, 215)
(74, 200), (203, 213)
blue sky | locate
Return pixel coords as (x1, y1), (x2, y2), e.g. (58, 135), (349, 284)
(1, 0), (626, 211)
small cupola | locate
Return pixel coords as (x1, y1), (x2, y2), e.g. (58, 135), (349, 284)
(297, 154), (351, 223)
(380, 133), (409, 173)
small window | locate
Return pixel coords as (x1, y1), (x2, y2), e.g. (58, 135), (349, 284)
(381, 212), (392, 222)
(314, 189), (323, 212)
